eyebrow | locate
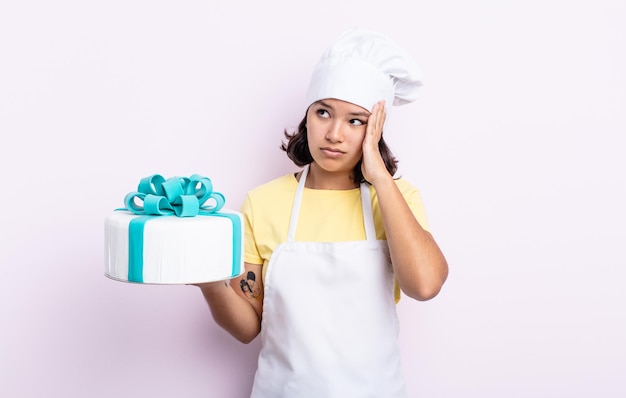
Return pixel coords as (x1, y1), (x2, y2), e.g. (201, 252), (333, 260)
(317, 100), (371, 118)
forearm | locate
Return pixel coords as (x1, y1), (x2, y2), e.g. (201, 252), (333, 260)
(198, 282), (261, 343)
(373, 176), (448, 301)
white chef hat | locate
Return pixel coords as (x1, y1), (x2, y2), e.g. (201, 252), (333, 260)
(305, 27), (423, 112)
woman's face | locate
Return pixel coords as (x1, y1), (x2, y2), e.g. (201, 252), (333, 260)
(306, 98), (370, 175)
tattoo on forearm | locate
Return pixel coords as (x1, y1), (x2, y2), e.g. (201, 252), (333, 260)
(239, 271), (262, 300)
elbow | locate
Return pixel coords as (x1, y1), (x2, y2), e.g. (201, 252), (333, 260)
(211, 315), (261, 344)
(234, 331), (260, 345)
(403, 264), (449, 301)
(228, 326), (261, 344)
(404, 283), (443, 301)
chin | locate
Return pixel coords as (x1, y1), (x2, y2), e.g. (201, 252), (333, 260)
(312, 160), (353, 174)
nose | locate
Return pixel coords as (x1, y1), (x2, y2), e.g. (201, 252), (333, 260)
(325, 121), (343, 143)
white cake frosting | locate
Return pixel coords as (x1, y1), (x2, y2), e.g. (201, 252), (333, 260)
(104, 173), (244, 284)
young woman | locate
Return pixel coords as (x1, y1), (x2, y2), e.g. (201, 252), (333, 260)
(197, 27), (448, 397)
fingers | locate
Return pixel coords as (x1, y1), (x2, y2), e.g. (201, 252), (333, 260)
(361, 101), (388, 183)
(362, 100), (386, 154)
(368, 100), (386, 141)
(376, 100), (386, 129)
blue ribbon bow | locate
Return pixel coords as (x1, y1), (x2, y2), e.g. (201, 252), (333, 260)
(124, 174), (225, 217)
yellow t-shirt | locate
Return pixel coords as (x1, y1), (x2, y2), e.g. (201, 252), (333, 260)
(240, 172), (431, 302)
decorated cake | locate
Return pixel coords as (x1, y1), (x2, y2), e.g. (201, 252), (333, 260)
(105, 174), (244, 284)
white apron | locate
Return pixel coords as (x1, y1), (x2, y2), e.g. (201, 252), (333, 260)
(250, 165), (407, 398)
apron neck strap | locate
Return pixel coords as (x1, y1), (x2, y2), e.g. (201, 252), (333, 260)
(287, 164), (376, 242)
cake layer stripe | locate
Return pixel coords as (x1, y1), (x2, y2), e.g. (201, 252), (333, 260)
(128, 216), (152, 283)
(126, 212), (243, 283)
(210, 212), (243, 277)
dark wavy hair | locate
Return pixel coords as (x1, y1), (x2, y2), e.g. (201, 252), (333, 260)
(280, 114), (399, 184)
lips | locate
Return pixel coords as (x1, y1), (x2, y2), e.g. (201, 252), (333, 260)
(320, 147), (346, 156)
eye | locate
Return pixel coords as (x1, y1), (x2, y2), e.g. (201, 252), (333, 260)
(317, 109), (330, 118)
(349, 118), (365, 126)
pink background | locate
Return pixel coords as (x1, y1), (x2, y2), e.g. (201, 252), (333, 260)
(1, 1), (625, 397)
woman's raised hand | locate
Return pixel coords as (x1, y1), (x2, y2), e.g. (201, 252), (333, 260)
(361, 100), (389, 185)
